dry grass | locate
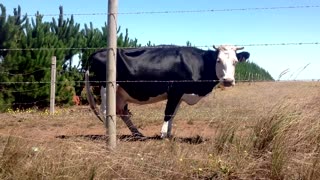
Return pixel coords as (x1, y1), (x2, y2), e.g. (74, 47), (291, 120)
(0, 81), (320, 179)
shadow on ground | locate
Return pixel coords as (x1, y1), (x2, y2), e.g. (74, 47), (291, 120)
(55, 134), (208, 145)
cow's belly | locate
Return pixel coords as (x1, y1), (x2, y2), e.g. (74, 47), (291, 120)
(117, 86), (168, 105)
(181, 94), (203, 105)
(116, 86), (204, 112)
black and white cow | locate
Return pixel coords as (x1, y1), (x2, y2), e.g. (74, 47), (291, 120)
(85, 45), (250, 138)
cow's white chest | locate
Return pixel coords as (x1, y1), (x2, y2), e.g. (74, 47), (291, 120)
(181, 94), (202, 105)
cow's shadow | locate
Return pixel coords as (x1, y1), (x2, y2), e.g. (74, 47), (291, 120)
(56, 134), (208, 145)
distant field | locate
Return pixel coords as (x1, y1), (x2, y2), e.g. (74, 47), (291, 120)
(0, 82), (319, 179)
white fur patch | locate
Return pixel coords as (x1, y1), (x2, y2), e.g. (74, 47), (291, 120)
(160, 100), (183, 138)
(161, 120), (172, 138)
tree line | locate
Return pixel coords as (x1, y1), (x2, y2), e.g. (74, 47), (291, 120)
(0, 4), (140, 111)
(0, 4), (273, 111)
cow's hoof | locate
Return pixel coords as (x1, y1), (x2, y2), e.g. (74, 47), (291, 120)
(133, 133), (145, 139)
(160, 133), (172, 139)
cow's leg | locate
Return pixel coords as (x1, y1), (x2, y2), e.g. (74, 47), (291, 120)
(102, 86), (144, 137)
(116, 89), (144, 137)
(161, 93), (183, 138)
(100, 86), (107, 122)
(119, 104), (144, 137)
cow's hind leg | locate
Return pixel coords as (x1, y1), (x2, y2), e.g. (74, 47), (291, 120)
(161, 93), (183, 138)
(119, 104), (144, 138)
(102, 87), (144, 138)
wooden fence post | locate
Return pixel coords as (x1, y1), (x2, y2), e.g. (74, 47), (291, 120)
(50, 56), (56, 115)
(106, 0), (118, 149)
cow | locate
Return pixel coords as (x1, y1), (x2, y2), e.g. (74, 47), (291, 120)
(85, 45), (250, 138)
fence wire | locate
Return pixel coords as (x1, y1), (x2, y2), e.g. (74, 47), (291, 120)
(0, 79), (276, 85)
(1, 99), (49, 107)
(2, 5), (320, 18)
(0, 42), (319, 52)
(0, 80), (319, 109)
(0, 68), (50, 76)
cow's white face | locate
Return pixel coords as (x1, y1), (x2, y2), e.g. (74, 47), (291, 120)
(214, 45), (244, 87)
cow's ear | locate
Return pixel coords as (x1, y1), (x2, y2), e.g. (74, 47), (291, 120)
(237, 52), (250, 62)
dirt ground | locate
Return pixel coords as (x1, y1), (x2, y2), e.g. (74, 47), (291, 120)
(0, 81), (319, 143)
(0, 107), (217, 144)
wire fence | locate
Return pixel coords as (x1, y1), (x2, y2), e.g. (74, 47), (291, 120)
(1, 4), (319, 109)
(0, 79), (319, 109)
(0, 68), (50, 76)
(1, 3), (320, 180)
(2, 5), (320, 18)
(0, 42), (319, 52)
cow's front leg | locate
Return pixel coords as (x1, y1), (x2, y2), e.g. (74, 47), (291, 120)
(119, 104), (144, 138)
(161, 93), (183, 138)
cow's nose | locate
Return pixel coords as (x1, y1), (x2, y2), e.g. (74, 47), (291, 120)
(222, 78), (235, 87)
(223, 78), (234, 83)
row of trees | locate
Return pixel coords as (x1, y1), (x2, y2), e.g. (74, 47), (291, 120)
(236, 61), (274, 81)
(0, 4), (273, 111)
(0, 4), (140, 111)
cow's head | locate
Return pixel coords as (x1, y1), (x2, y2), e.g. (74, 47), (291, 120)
(213, 45), (249, 87)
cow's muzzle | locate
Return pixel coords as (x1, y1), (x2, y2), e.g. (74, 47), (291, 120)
(221, 78), (235, 87)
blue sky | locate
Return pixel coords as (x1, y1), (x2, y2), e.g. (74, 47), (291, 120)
(3, 0), (320, 80)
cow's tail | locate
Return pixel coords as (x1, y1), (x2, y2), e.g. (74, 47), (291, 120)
(85, 70), (104, 123)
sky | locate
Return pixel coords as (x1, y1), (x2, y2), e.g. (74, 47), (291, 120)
(2, 0), (320, 80)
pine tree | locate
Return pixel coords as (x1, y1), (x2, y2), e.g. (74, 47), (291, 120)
(80, 22), (103, 72)
(0, 4), (27, 111)
(50, 6), (84, 99)
(236, 61), (274, 81)
(51, 6), (83, 70)
(11, 11), (65, 109)
(0, 4), (143, 110)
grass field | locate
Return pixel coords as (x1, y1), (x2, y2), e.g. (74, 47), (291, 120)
(0, 81), (319, 179)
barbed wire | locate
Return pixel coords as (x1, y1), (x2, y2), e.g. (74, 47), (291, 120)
(0, 79), (275, 85)
(0, 85), (49, 93)
(117, 5), (320, 15)
(0, 47), (105, 52)
(2, 5), (320, 18)
(0, 106), (258, 118)
(0, 99), (49, 108)
(0, 80), (318, 108)
(0, 68), (50, 76)
(234, 42), (320, 47)
(0, 42), (319, 52)
(1, 78), (320, 85)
